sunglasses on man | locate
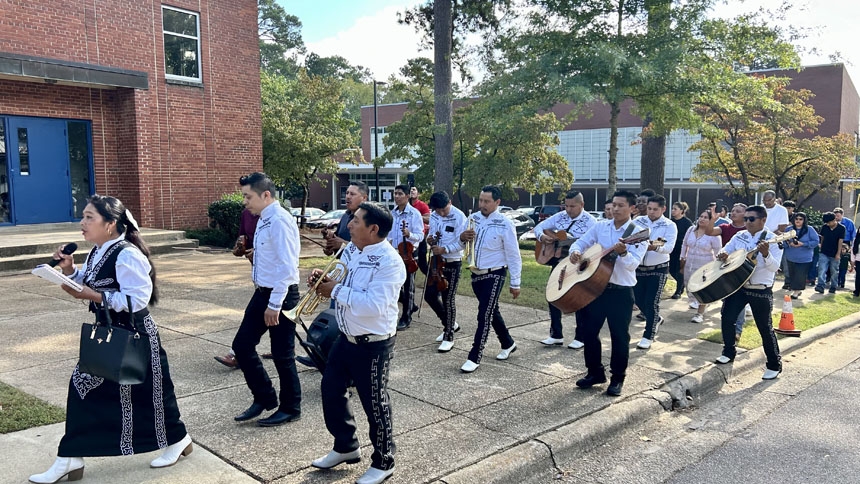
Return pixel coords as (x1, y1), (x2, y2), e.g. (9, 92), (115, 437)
(744, 216), (760, 222)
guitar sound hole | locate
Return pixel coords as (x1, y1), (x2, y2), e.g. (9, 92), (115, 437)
(578, 261), (589, 271)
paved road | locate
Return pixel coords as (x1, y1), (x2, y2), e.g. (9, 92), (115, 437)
(552, 326), (860, 484)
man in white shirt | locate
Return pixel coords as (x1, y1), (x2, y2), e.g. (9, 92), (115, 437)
(232, 172), (303, 427)
(714, 205), (783, 380)
(425, 191), (469, 352)
(633, 195), (678, 350)
(534, 190), (596, 349)
(569, 190), (647, 396)
(388, 184), (424, 330)
(762, 190), (789, 233)
(311, 202), (406, 484)
(458, 185), (522, 373)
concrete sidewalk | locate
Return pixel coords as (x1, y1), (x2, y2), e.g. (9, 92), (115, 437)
(1, 249), (857, 483)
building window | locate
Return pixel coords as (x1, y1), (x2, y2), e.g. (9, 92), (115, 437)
(162, 6), (201, 81)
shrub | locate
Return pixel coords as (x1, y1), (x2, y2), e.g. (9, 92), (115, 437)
(185, 228), (233, 248)
(208, 192), (244, 241)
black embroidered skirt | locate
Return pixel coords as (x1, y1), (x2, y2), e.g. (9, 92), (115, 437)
(58, 315), (187, 457)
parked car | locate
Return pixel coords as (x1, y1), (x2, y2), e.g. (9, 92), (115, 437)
(291, 207), (325, 225)
(306, 209), (346, 229)
(530, 205), (563, 224)
(516, 206), (537, 219)
(499, 205), (515, 213)
(503, 210), (536, 238)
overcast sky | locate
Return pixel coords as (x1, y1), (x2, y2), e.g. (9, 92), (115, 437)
(282, 0), (860, 88)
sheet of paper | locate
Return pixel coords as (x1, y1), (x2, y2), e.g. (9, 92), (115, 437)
(31, 264), (84, 292)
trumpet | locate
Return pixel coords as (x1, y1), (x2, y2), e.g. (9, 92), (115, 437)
(463, 217), (477, 270)
(282, 245), (347, 325)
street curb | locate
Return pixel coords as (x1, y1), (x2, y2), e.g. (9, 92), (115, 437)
(436, 313), (860, 483)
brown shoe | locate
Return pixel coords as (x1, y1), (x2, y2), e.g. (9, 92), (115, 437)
(214, 354), (239, 369)
(261, 353), (274, 359)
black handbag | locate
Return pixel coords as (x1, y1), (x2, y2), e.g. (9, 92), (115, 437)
(78, 296), (150, 385)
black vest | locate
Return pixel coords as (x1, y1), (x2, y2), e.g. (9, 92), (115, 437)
(84, 240), (150, 328)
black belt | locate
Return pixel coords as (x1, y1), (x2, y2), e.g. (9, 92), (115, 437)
(606, 283), (632, 290)
(637, 262), (669, 271)
(343, 333), (395, 344)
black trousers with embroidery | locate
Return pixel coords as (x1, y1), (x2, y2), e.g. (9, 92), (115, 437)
(233, 285), (301, 414)
(720, 287), (782, 371)
(577, 285), (634, 383)
(468, 268), (515, 363)
(321, 335), (396, 470)
(398, 266), (417, 324)
(424, 260), (462, 341)
(633, 265), (669, 340)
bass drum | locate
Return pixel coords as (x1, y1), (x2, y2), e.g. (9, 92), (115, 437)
(687, 249), (755, 304)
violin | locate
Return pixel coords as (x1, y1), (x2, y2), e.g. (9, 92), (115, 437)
(398, 220), (419, 274)
(427, 231), (448, 291)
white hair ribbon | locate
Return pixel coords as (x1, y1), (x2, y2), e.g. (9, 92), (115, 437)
(124, 209), (140, 232)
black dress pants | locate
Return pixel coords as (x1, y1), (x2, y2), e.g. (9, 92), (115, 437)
(424, 260), (462, 341)
(321, 335), (396, 470)
(468, 268), (515, 363)
(719, 287), (782, 371)
(398, 266), (417, 324)
(577, 285), (634, 383)
(233, 285), (301, 414)
(547, 258), (582, 341)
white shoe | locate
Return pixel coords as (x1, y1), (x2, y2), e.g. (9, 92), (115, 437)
(29, 457), (84, 484)
(745, 305), (752, 317)
(435, 323), (461, 342)
(715, 355), (733, 364)
(636, 338), (652, 350)
(355, 466), (395, 484)
(540, 337), (564, 346)
(437, 340), (454, 352)
(688, 301), (699, 309)
(460, 360), (479, 373)
(496, 343), (517, 360)
(567, 339), (584, 349)
(690, 313), (704, 323)
(311, 449), (361, 469)
(762, 369), (781, 380)
(151, 434), (193, 468)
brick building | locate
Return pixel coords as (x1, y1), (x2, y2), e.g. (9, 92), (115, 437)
(0, 1), (261, 228)
(303, 64), (859, 218)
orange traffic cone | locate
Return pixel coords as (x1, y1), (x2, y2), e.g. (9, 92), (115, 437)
(775, 294), (801, 337)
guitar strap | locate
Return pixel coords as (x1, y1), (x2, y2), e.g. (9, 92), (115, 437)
(621, 221), (636, 240)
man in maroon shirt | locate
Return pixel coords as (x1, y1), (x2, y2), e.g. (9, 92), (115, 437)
(410, 186), (431, 274)
(704, 203), (748, 337)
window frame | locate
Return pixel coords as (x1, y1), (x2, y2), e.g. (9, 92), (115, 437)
(162, 5), (202, 83)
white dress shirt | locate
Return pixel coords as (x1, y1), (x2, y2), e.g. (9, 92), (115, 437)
(387, 203), (424, 248)
(571, 218), (648, 287)
(71, 236), (153, 312)
(428, 205), (468, 260)
(634, 214), (678, 266)
(252, 202), (301, 310)
(721, 228), (783, 287)
(469, 210), (523, 288)
(331, 240), (407, 336)
(765, 204), (789, 232)
(534, 210), (597, 242)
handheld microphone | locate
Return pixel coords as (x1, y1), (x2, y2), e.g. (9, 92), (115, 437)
(49, 243), (78, 267)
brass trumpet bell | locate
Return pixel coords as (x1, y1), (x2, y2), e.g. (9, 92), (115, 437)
(283, 246), (347, 325)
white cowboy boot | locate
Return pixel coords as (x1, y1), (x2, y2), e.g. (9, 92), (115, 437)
(150, 434), (193, 468)
(28, 457), (84, 484)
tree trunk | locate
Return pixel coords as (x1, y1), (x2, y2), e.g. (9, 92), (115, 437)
(433, 0), (454, 193)
(640, 116), (666, 195)
(300, 182), (310, 229)
(607, 101), (620, 195)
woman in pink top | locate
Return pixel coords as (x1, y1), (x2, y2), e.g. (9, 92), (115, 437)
(681, 210), (722, 322)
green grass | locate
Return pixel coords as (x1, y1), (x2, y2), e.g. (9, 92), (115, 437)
(698, 292), (860, 348)
(0, 381), (65, 434)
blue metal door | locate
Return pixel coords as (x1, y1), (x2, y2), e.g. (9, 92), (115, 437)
(6, 117), (72, 224)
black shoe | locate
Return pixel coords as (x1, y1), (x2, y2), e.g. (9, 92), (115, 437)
(257, 410), (301, 427)
(397, 319), (411, 330)
(670, 292), (682, 299)
(829, 288), (837, 294)
(814, 286), (824, 294)
(411, 304), (420, 315)
(235, 402), (276, 422)
(606, 381), (623, 396)
(576, 373), (607, 389)
(853, 292), (859, 298)
(295, 355), (317, 369)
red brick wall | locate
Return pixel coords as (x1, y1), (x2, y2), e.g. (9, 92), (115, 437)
(0, 0), (262, 228)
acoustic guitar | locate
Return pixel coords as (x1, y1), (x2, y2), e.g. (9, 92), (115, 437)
(687, 230), (796, 304)
(546, 228), (652, 314)
(534, 229), (576, 265)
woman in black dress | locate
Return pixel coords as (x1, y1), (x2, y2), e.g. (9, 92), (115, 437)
(29, 195), (191, 484)
(669, 201), (693, 299)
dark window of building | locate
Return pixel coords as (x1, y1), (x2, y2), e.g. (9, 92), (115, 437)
(162, 6), (201, 81)
(17, 128), (28, 176)
(67, 122), (92, 219)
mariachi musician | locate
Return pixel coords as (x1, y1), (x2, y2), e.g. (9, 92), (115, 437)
(568, 190), (646, 397)
(424, 191), (468, 352)
(387, 184), (424, 330)
(533, 190), (596, 349)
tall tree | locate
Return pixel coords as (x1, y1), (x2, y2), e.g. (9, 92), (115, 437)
(258, 0), (304, 76)
(691, 76), (859, 206)
(261, 70), (358, 224)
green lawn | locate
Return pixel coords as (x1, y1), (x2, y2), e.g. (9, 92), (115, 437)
(698, 292), (860, 348)
(0, 381), (65, 434)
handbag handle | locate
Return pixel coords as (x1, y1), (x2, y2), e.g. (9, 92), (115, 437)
(89, 295), (140, 343)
